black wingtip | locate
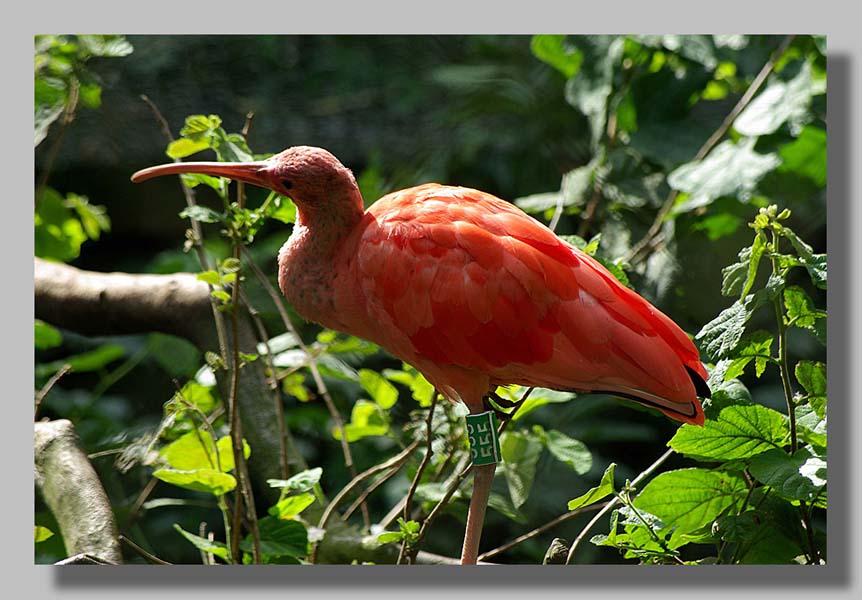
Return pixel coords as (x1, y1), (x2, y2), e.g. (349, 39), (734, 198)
(685, 365), (712, 399)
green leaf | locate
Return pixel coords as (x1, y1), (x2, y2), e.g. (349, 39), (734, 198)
(267, 467), (323, 493)
(633, 468), (747, 539)
(160, 432), (248, 472)
(543, 430), (592, 475)
(795, 403), (827, 448)
(148, 333), (201, 378)
(173, 524), (229, 560)
(269, 492), (316, 519)
(784, 286), (825, 329)
(531, 35), (583, 79)
(713, 510), (804, 564)
(179, 205), (223, 224)
(513, 192), (562, 214)
(358, 368), (399, 409)
(196, 270), (221, 286)
(668, 138), (782, 213)
(154, 468), (237, 496)
(778, 226), (827, 289)
(35, 525), (55, 543)
(693, 213), (742, 241)
(564, 36), (625, 149)
(35, 344), (126, 379)
(778, 125), (827, 187)
(332, 400), (390, 441)
(795, 361), (827, 418)
(246, 516), (308, 558)
(166, 137), (212, 159)
(749, 448), (826, 503)
(724, 330), (774, 379)
(668, 404), (787, 461)
(76, 34), (134, 58)
(169, 380), (216, 414)
(34, 320), (63, 350)
(696, 290), (769, 360)
(567, 463), (615, 510)
(500, 430), (543, 509)
(269, 196), (297, 224)
(734, 62), (817, 137)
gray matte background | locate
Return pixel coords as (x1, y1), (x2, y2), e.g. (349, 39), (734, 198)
(7, 1), (858, 598)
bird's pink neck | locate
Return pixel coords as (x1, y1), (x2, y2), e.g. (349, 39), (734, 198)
(277, 192), (365, 329)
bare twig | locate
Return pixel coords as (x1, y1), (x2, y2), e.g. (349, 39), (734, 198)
(118, 535), (172, 565)
(398, 394), (439, 563)
(566, 448), (674, 564)
(478, 501), (609, 562)
(625, 35), (796, 265)
(34, 363), (71, 419)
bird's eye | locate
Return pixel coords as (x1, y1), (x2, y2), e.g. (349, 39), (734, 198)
(281, 179), (293, 190)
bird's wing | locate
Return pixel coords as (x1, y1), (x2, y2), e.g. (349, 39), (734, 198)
(354, 184), (706, 423)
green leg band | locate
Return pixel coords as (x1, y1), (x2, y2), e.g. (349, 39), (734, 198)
(466, 411), (501, 465)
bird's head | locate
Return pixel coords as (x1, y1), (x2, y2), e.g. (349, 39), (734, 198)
(131, 145), (363, 219)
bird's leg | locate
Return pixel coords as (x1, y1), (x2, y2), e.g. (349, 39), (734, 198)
(460, 463), (495, 565)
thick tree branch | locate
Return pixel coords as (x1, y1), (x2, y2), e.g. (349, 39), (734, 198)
(34, 258), (303, 502)
(35, 419), (123, 564)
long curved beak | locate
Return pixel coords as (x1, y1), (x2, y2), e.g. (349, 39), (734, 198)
(131, 160), (271, 188)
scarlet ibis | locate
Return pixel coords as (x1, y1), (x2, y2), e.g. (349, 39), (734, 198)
(132, 146), (708, 565)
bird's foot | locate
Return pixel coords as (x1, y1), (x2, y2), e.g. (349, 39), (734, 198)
(482, 391), (519, 424)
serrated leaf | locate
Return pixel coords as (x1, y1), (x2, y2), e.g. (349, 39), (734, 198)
(712, 510), (804, 564)
(749, 448), (826, 503)
(544, 430), (592, 475)
(173, 524), (229, 559)
(735, 62), (817, 137)
(154, 468), (237, 496)
(269, 492), (316, 519)
(668, 138), (781, 213)
(795, 361), (827, 418)
(724, 331), (774, 379)
(633, 468), (747, 538)
(567, 463), (616, 510)
(500, 430), (543, 509)
(779, 227), (827, 289)
(358, 368), (399, 409)
(795, 404), (827, 448)
(696, 291), (769, 360)
(34, 320), (63, 350)
(784, 286), (825, 328)
(669, 404), (787, 461)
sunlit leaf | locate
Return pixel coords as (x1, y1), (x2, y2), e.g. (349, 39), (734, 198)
(735, 62), (817, 137)
(668, 139), (781, 213)
(567, 463), (615, 510)
(795, 361), (827, 418)
(749, 448), (826, 503)
(34, 320), (62, 350)
(359, 368), (399, 409)
(154, 468), (237, 496)
(269, 492), (316, 519)
(173, 524), (229, 560)
(267, 467), (323, 493)
(669, 404), (787, 461)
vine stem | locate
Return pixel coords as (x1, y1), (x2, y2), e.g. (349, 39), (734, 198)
(625, 35), (796, 265)
(566, 448), (674, 564)
(770, 228), (798, 453)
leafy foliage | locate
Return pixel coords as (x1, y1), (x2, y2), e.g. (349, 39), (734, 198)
(34, 34), (825, 566)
